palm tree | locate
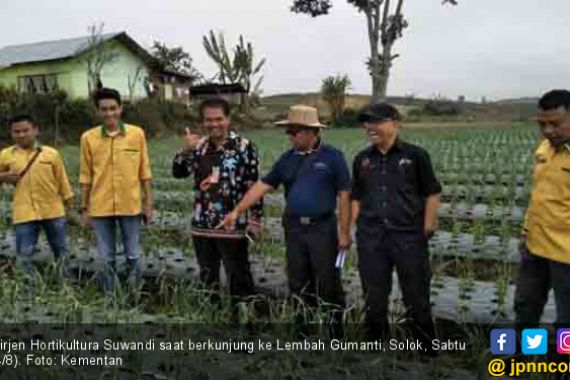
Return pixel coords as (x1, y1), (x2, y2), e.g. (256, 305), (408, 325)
(321, 74), (352, 123)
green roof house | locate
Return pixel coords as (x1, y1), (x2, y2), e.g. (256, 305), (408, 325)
(0, 31), (193, 102)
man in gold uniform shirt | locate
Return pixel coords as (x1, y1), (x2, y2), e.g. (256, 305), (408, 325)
(0, 114), (74, 275)
(79, 88), (153, 293)
(515, 89), (570, 325)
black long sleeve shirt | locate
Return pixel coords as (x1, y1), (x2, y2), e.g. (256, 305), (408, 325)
(172, 131), (263, 238)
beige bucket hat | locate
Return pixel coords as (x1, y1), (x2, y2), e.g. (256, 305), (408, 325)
(275, 105), (328, 128)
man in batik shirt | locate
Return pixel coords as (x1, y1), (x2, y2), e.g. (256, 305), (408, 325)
(172, 97), (263, 298)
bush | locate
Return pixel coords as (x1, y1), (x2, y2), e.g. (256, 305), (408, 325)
(159, 101), (198, 133)
(331, 108), (359, 128)
(0, 84), (198, 143)
(123, 99), (167, 138)
(422, 99), (463, 116)
(57, 99), (97, 141)
(0, 88), (75, 144)
(232, 111), (269, 129)
(406, 107), (423, 118)
(123, 99), (198, 137)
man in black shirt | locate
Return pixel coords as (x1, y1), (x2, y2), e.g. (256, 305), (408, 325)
(351, 103), (441, 344)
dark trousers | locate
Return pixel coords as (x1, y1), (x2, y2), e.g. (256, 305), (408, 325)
(515, 249), (570, 326)
(192, 236), (254, 298)
(356, 227), (434, 339)
(283, 215), (345, 323)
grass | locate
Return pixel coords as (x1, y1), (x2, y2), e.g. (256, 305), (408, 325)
(8, 122), (542, 303)
(0, 122), (544, 377)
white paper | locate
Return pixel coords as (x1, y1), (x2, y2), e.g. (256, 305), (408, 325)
(211, 166), (220, 184)
(335, 249), (348, 269)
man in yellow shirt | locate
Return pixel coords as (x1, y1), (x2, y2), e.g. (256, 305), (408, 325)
(79, 88), (153, 293)
(0, 114), (74, 275)
(515, 89), (570, 325)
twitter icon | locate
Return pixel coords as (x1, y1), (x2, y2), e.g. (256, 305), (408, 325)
(522, 329), (548, 355)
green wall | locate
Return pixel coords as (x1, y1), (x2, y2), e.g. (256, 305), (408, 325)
(0, 39), (151, 100)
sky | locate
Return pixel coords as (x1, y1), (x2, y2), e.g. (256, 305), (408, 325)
(1, 0), (569, 101)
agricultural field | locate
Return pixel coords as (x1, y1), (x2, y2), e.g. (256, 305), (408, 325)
(0, 122), (550, 378)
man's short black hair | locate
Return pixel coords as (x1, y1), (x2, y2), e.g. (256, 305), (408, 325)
(199, 97), (231, 120)
(538, 89), (570, 111)
(94, 88), (122, 107)
(9, 113), (36, 127)
(358, 103), (401, 123)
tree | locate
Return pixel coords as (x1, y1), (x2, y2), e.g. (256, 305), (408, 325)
(202, 31), (266, 112)
(321, 74), (352, 122)
(150, 41), (203, 83)
(202, 30), (240, 84)
(84, 23), (118, 94)
(127, 65), (145, 102)
(291, 0), (457, 103)
(234, 36), (266, 112)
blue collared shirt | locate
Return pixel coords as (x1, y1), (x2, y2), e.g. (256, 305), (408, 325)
(262, 141), (351, 217)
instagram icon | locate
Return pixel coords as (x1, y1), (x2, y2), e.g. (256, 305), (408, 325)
(557, 329), (570, 354)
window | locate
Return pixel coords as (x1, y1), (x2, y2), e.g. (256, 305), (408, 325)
(17, 74), (58, 94)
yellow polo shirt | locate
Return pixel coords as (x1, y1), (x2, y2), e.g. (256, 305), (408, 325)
(0, 144), (74, 224)
(524, 139), (570, 264)
(79, 123), (152, 217)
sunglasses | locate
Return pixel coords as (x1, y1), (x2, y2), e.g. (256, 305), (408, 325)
(285, 128), (307, 137)
(286, 128), (305, 136)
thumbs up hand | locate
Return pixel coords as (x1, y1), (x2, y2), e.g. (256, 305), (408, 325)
(183, 127), (202, 152)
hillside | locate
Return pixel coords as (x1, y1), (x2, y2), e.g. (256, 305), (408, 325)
(495, 97), (538, 105)
(260, 93), (536, 124)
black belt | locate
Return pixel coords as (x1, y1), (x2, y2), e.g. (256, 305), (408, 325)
(284, 212), (335, 226)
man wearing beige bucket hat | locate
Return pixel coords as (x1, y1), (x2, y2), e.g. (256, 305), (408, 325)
(219, 105), (351, 336)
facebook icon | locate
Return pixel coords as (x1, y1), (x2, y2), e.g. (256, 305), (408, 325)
(490, 329), (516, 355)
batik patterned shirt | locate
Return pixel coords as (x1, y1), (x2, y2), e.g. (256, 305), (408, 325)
(172, 131), (263, 238)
